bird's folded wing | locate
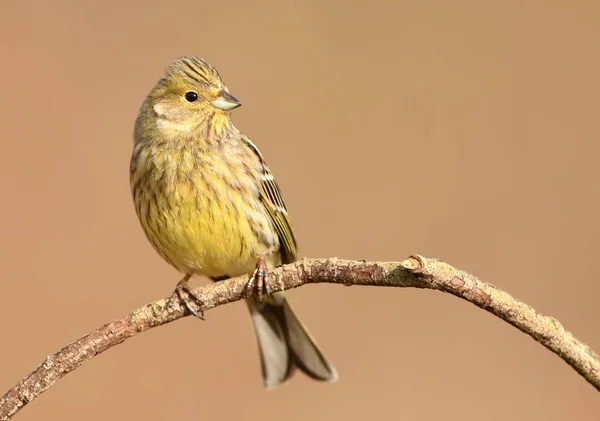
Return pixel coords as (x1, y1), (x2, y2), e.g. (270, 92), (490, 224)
(240, 134), (298, 264)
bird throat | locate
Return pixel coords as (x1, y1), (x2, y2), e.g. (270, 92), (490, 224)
(208, 111), (236, 139)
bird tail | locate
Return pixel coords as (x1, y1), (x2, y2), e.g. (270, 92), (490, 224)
(246, 292), (339, 389)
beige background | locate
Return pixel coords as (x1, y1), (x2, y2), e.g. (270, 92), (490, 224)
(1, 1), (599, 420)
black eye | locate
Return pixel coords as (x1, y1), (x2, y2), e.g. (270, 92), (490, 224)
(185, 91), (198, 102)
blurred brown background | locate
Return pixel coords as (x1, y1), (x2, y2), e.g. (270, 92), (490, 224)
(1, 1), (599, 420)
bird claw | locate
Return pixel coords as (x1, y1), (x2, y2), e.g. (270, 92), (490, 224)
(175, 276), (206, 320)
(247, 256), (270, 303)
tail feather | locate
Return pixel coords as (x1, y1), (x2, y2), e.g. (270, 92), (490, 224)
(247, 292), (338, 389)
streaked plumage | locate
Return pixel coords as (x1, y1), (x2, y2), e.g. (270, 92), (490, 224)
(130, 57), (338, 388)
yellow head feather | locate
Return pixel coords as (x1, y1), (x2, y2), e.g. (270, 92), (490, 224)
(135, 57), (240, 145)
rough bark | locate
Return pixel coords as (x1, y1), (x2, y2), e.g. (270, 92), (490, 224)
(1, 256), (598, 420)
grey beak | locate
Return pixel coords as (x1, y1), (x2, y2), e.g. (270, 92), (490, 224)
(212, 92), (242, 111)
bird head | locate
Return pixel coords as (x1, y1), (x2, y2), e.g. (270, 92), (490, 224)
(144, 57), (241, 137)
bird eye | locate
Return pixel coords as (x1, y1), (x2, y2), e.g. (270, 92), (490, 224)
(184, 91), (198, 102)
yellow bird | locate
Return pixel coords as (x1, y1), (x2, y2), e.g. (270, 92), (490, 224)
(130, 56), (338, 388)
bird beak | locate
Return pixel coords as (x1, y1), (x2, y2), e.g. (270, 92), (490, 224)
(212, 92), (242, 111)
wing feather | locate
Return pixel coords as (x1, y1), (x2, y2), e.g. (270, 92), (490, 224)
(241, 135), (298, 264)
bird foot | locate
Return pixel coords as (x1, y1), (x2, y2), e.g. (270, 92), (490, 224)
(246, 256), (270, 303)
(173, 275), (206, 320)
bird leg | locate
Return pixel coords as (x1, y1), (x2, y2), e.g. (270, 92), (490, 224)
(173, 273), (206, 320)
(246, 255), (270, 303)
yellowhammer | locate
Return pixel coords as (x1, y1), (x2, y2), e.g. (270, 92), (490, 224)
(130, 56), (338, 388)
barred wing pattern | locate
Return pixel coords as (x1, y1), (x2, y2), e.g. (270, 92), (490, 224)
(241, 135), (298, 264)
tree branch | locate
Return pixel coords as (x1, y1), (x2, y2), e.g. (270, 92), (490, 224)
(1, 256), (598, 420)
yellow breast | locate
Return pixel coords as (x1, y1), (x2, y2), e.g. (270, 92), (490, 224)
(131, 142), (279, 277)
